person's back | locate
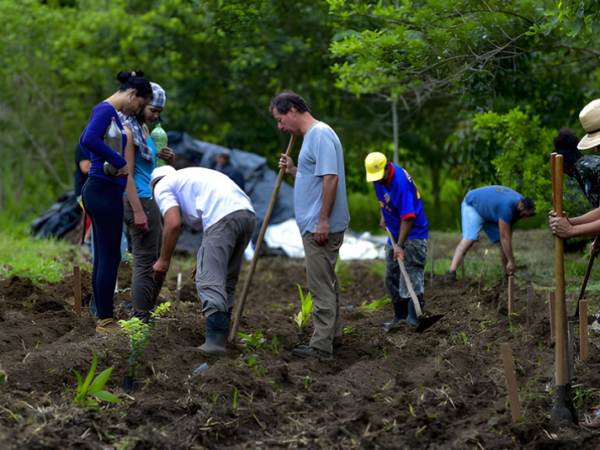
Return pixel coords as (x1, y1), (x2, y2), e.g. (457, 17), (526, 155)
(153, 167), (253, 232)
(465, 186), (521, 224)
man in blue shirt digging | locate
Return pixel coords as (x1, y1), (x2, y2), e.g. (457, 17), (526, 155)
(365, 152), (429, 327)
(444, 186), (536, 283)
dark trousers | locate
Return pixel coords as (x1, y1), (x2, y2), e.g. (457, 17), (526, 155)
(82, 177), (124, 320)
(124, 197), (165, 320)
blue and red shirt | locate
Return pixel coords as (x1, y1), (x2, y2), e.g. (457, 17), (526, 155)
(374, 162), (428, 242)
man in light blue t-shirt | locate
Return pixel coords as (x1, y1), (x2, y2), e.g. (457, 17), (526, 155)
(272, 90), (350, 359)
(444, 186), (536, 283)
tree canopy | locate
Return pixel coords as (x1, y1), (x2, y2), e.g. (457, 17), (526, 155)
(1, 0), (598, 231)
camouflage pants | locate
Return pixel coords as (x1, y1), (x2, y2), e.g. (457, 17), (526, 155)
(384, 239), (427, 324)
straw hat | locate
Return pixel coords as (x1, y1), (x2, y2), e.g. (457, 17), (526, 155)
(578, 99), (600, 149)
(365, 152), (388, 182)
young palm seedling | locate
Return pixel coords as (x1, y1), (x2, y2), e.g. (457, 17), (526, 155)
(295, 285), (313, 340)
(357, 295), (391, 313)
(237, 329), (266, 352)
(335, 256), (353, 292)
(72, 350), (120, 408)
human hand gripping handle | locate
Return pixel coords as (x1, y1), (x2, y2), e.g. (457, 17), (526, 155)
(278, 154), (297, 177)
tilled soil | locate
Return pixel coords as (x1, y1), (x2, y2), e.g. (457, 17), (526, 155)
(2, 256), (600, 450)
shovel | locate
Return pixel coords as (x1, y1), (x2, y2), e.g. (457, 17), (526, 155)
(385, 228), (443, 333)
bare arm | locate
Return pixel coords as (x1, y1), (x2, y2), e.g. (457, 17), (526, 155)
(314, 174), (338, 246)
(498, 219), (515, 274)
(394, 217), (415, 261)
(153, 206), (181, 277)
(123, 126), (148, 231)
(78, 160), (91, 175)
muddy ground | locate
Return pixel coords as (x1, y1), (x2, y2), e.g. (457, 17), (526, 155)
(2, 234), (600, 449)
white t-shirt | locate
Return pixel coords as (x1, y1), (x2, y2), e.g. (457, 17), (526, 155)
(154, 167), (254, 232)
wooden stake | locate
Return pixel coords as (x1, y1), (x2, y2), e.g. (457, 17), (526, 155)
(430, 239), (435, 286)
(73, 265), (82, 319)
(549, 291), (556, 341)
(508, 276), (515, 316)
(526, 284), (533, 328)
(501, 344), (522, 423)
(580, 300), (589, 361)
(568, 321), (575, 383)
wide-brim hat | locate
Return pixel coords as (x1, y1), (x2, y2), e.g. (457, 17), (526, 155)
(150, 165), (176, 189)
(365, 152), (388, 182)
(578, 99), (600, 149)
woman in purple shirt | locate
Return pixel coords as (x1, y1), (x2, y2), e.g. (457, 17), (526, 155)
(79, 70), (153, 334)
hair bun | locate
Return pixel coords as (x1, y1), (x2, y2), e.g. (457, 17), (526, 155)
(116, 69), (146, 83)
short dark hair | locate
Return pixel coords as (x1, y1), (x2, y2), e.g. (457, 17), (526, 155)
(554, 128), (579, 152)
(270, 90), (311, 115)
(116, 70), (153, 99)
(522, 197), (535, 211)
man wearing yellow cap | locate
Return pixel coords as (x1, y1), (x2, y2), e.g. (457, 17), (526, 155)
(365, 152), (429, 327)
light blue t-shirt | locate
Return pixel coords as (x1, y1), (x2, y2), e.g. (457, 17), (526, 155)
(294, 122), (350, 236)
(133, 135), (158, 199)
(465, 185), (522, 224)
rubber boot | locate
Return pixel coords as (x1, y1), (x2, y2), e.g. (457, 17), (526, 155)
(199, 311), (230, 356)
(378, 301), (408, 327)
(406, 295), (425, 327)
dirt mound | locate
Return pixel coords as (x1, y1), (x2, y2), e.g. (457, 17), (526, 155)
(1, 257), (600, 449)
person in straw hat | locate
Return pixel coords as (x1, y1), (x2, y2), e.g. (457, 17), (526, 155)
(550, 100), (600, 240)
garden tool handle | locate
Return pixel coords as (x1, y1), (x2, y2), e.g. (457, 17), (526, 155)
(385, 227), (423, 318)
(552, 153), (569, 385)
(229, 134), (297, 342)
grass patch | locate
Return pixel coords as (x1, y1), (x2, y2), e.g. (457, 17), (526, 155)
(0, 224), (78, 284)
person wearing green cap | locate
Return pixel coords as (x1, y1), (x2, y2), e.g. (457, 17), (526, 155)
(120, 82), (175, 322)
(365, 152), (429, 327)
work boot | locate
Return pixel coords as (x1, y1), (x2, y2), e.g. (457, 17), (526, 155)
(96, 318), (121, 335)
(292, 345), (332, 359)
(443, 270), (456, 284)
(199, 311), (230, 357)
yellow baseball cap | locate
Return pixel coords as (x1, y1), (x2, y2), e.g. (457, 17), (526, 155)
(365, 152), (388, 182)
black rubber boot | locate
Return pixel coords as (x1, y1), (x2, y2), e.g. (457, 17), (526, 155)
(199, 311), (230, 356)
(378, 301), (408, 327)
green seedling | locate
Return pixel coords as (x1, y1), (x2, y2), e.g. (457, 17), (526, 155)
(344, 326), (357, 335)
(303, 372), (311, 390)
(269, 336), (279, 355)
(152, 302), (171, 319)
(357, 295), (391, 313)
(378, 346), (388, 360)
(119, 318), (151, 379)
(0, 362), (6, 391)
(295, 285), (313, 335)
(237, 329), (265, 352)
(508, 318), (521, 333)
(335, 256), (353, 292)
(72, 351), (121, 407)
(233, 386), (239, 408)
(461, 333), (471, 346)
(211, 393), (219, 404)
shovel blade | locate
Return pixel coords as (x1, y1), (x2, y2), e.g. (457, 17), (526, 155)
(415, 315), (444, 334)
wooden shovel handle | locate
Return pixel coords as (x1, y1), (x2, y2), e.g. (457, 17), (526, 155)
(385, 227), (424, 317)
(229, 134), (297, 342)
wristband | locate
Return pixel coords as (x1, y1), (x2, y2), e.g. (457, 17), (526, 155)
(398, 243), (406, 249)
